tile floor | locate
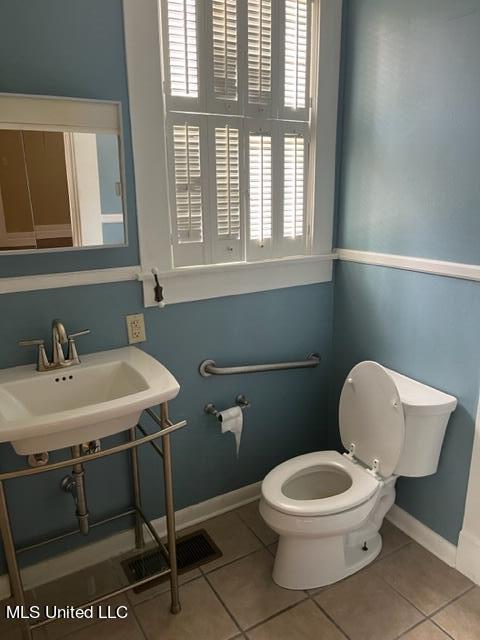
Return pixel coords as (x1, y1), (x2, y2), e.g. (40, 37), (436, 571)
(1, 501), (479, 640)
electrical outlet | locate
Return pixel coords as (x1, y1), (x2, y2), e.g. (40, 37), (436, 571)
(126, 314), (146, 344)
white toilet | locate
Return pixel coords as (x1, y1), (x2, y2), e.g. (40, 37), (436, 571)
(260, 361), (457, 590)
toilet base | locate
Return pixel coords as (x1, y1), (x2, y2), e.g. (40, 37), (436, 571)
(272, 530), (382, 590)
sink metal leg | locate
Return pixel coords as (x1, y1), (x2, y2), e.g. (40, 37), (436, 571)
(130, 428), (145, 549)
(161, 402), (181, 614)
(0, 481), (32, 640)
(70, 445), (90, 536)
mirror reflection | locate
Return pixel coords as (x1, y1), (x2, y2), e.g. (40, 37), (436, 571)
(0, 129), (125, 251)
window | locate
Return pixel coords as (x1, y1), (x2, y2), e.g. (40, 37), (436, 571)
(161, 0), (314, 267)
(124, 0), (341, 305)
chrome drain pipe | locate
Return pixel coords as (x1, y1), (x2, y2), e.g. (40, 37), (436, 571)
(61, 445), (90, 535)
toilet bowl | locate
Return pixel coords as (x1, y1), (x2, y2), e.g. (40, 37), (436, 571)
(260, 361), (457, 590)
(261, 451), (395, 589)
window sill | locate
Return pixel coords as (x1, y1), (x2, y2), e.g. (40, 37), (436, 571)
(141, 254), (335, 307)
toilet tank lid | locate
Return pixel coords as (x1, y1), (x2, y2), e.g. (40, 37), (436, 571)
(383, 367), (457, 416)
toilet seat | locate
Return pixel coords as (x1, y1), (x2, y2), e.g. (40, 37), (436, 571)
(261, 451), (381, 517)
(339, 361), (405, 477)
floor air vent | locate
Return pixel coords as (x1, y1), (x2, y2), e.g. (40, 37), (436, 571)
(122, 529), (222, 593)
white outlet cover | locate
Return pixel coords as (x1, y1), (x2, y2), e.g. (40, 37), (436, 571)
(126, 314), (146, 344)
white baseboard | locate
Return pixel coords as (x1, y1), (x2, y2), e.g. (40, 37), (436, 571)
(0, 481), (261, 600)
(456, 529), (480, 585)
(386, 504), (457, 567)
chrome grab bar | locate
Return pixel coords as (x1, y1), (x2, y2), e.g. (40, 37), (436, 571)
(199, 353), (320, 377)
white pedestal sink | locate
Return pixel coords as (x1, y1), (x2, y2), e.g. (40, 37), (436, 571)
(0, 346), (180, 455)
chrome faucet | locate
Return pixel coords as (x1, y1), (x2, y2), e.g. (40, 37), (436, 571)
(19, 319), (90, 372)
(51, 319), (68, 366)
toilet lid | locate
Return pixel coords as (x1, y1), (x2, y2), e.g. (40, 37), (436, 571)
(339, 361), (405, 478)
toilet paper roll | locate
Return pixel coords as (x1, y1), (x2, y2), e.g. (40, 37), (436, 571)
(219, 406), (243, 458)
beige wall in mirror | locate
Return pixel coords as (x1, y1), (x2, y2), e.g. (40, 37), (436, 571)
(0, 94), (126, 253)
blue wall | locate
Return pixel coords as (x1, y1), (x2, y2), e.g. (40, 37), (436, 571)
(1, 282), (333, 568)
(102, 222), (126, 245)
(96, 133), (126, 244)
(332, 263), (480, 543)
(334, 0), (480, 543)
(0, 0), (334, 571)
(96, 134), (123, 216)
(338, 0), (480, 264)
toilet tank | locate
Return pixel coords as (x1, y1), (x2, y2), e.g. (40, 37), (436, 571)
(384, 368), (457, 477)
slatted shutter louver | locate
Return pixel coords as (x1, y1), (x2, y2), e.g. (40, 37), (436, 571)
(212, 0), (239, 102)
(166, 0), (199, 98)
(248, 132), (272, 243)
(283, 133), (305, 238)
(173, 123), (203, 243)
(247, 0), (272, 108)
(215, 125), (241, 239)
(284, 0), (308, 110)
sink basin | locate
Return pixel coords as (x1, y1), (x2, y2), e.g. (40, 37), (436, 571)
(0, 347), (180, 455)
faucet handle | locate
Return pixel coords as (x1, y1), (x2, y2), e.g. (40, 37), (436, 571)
(67, 330), (90, 363)
(18, 339), (50, 372)
(18, 338), (45, 347)
(67, 330), (90, 339)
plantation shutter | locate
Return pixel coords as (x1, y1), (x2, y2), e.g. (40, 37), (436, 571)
(210, 120), (243, 263)
(247, 127), (273, 259)
(161, 0), (314, 267)
(164, 0), (203, 110)
(210, 0), (239, 108)
(247, 0), (273, 115)
(280, 125), (308, 254)
(168, 115), (209, 266)
(173, 123), (203, 243)
(282, 0), (310, 119)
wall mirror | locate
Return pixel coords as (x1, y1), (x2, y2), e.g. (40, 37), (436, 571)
(0, 94), (126, 253)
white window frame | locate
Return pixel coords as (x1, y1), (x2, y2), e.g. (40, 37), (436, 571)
(123, 0), (341, 307)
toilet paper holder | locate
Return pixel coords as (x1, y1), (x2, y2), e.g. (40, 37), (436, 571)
(204, 395), (251, 419)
